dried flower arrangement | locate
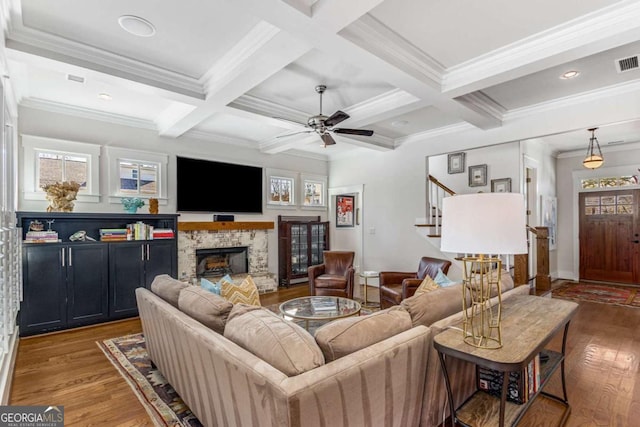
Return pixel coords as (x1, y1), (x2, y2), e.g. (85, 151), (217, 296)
(42, 181), (81, 212)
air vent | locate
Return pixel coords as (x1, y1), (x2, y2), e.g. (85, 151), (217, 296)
(616, 55), (639, 73)
(66, 74), (85, 83)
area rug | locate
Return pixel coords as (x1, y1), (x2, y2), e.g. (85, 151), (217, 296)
(552, 281), (640, 308)
(97, 333), (203, 427)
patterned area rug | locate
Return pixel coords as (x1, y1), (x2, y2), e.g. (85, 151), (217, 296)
(97, 333), (203, 427)
(552, 281), (640, 307)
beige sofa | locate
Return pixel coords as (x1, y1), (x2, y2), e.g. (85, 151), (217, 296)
(136, 273), (529, 427)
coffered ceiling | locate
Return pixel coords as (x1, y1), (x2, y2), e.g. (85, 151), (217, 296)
(3, 0), (640, 159)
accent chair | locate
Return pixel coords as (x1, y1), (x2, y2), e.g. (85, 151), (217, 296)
(308, 251), (355, 299)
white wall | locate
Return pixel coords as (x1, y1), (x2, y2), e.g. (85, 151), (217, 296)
(17, 106), (330, 276)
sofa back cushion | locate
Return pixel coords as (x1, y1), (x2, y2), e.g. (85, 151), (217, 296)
(178, 286), (233, 334)
(150, 274), (188, 308)
(223, 304), (325, 376)
(314, 306), (412, 362)
(401, 284), (464, 328)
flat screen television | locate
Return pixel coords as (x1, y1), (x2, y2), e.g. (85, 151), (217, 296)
(176, 156), (263, 213)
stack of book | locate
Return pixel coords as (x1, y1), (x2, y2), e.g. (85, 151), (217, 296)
(24, 230), (60, 243)
(152, 228), (175, 239)
(477, 353), (541, 404)
(99, 228), (128, 241)
(127, 222), (153, 240)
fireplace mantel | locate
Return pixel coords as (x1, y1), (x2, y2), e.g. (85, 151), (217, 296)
(178, 221), (274, 231)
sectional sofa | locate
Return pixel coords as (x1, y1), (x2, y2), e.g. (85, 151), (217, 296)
(136, 273), (529, 426)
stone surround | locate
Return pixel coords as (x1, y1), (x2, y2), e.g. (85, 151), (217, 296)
(178, 228), (277, 293)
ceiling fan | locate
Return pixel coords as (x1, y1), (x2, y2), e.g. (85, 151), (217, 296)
(277, 85), (374, 146)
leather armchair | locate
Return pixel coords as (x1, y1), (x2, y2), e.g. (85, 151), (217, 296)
(308, 251), (355, 299)
(379, 257), (452, 309)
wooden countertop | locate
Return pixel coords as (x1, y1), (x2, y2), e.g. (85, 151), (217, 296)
(177, 221), (274, 231)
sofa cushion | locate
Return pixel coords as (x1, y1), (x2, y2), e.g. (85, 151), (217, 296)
(415, 275), (439, 296)
(221, 275), (261, 306)
(150, 274), (188, 308)
(178, 286), (233, 334)
(314, 306), (412, 362)
(401, 284), (464, 328)
(224, 304), (324, 376)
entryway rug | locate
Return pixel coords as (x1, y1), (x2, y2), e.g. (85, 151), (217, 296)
(97, 333), (203, 427)
(552, 281), (640, 308)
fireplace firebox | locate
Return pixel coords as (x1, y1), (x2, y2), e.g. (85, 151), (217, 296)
(196, 246), (248, 278)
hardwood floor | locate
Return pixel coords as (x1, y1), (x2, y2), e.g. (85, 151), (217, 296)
(9, 284), (640, 426)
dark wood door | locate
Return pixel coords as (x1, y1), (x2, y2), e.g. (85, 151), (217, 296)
(579, 190), (640, 284)
(67, 243), (109, 326)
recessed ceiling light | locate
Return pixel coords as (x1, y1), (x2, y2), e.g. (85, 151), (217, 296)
(98, 92), (112, 101)
(391, 120), (409, 127)
(560, 70), (580, 79)
(118, 15), (156, 37)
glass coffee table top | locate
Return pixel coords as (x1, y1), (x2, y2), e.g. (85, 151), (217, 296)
(279, 296), (361, 321)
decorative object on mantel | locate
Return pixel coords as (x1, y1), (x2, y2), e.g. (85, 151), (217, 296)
(148, 198), (159, 214)
(42, 181), (81, 212)
(583, 127), (604, 169)
(121, 197), (145, 213)
(440, 193), (527, 349)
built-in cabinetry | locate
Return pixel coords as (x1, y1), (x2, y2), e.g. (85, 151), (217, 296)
(278, 215), (329, 287)
(16, 212), (178, 336)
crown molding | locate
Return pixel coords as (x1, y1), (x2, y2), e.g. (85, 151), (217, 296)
(230, 94), (310, 125)
(443, 1), (640, 95)
(339, 14), (444, 89)
(395, 122), (475, 146)
(344, 88), (419, 123)
(181, 129), (258, 148)
(454, 92), (505, 123)
(20, 97), (157, 130)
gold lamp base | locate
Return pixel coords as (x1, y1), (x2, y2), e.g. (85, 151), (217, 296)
(461, 256), (503, 349)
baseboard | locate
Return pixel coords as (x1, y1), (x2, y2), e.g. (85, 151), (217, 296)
(0, 326), (19, 405)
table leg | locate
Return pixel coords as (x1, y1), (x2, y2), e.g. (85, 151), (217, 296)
(363, 276), (368, 304)
(500, 371), (508, 427)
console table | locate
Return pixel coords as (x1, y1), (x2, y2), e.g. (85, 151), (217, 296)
(433, 295), (578, 427)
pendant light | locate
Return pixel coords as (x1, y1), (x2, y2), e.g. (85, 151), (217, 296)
(583, 127), (604, 169)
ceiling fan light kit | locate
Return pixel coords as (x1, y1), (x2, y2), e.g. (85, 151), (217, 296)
(583, 127), (604, 169)
(277, 85), (374, 147)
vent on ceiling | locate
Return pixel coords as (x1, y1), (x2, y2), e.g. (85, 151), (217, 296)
(616, 55), (639, 73)
(66, 74), (85, 83)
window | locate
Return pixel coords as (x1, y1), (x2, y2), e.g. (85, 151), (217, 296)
(301, 174), (327, 209)
(581, 176), (637, 189)
(266, 168), (296, 208)
(22, 134), (100, 202)
(106, 147), (168, 203)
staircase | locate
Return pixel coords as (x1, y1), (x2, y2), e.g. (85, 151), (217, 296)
(417, 174), (550, 289)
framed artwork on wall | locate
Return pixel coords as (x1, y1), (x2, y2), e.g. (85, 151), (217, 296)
(468, 164), (488, 187)
(447, 152), (466, 174)
(491, 178), (512, 193)
(336, 195), (354, 227)
(542, 196), (557, 250)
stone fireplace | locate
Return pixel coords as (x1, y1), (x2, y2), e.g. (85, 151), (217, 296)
(178, 223), (278, 293)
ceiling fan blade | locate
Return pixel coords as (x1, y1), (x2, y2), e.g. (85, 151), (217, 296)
(333, 128), (374, 136)
(276, 130), (313, 138)
(321, 133), (336, 146)
(324, 110), (350, 127)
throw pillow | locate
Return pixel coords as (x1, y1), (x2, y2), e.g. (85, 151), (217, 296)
(414, 275), (439, 296)
(150, 274), (188, 308)
(221, 275), (261, 306)
(314, 306), (412, 362)
(434, 268), (457, 287)
(178, 286), (233, 334)
(224, 304), (325, 376)
(200, 274), (232, 295)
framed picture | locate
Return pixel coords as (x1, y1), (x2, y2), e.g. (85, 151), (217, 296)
(447, 152), (466, 174)
(491, 178), (512, 193)
(336, 195), (355, 227)
(542, 196), (558, 250)
(468, 164), (487, 187)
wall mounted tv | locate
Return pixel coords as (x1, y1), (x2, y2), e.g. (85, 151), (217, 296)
(176, 156), (263, 213)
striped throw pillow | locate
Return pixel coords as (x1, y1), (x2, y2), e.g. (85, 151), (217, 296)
(221, 275), (261, 306)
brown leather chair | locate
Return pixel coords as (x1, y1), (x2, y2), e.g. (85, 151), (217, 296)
(379, 257), (452, 309)
(308, 251), (355, 299)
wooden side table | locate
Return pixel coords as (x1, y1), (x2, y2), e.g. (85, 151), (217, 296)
(433, 295), (578, 427)
(358, 271), (379, 307)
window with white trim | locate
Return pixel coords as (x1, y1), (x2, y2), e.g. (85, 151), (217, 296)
(301, 174), (327, 209)
(266, 168), (296, 207)
(105, 147), (168, 203)
(22, 134), (100, 202)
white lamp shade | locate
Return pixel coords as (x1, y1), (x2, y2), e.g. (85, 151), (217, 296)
(440, 193), (528, 255)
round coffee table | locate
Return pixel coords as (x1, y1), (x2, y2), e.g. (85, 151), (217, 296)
(279, 296), (361, 330)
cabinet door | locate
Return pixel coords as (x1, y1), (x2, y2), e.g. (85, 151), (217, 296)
(291, 224), (308, 275)
(20, 245), (66, 335)
(144, 240), (176, 288)
(66, 244), (109, 326)
(309, 222), (329, 266)
(109, 242), (145, 318)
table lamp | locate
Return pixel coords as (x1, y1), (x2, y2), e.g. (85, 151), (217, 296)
(440, 193), (527, 349)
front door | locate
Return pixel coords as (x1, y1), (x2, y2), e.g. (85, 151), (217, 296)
(579, 190), (640, 284)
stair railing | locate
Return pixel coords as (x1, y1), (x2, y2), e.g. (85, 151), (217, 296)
(427, 174), (455, 236)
